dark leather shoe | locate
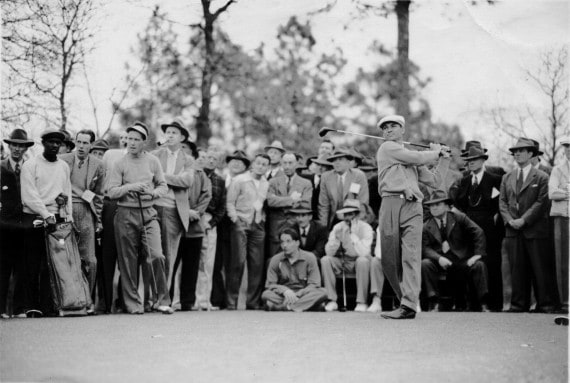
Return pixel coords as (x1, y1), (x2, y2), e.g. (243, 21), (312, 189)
(381, 306), (416, 319)
(554, 316), (569, 326)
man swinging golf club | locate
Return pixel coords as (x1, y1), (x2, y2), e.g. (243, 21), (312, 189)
(107, 122), (173, 314)
(376, 115), (451, 319)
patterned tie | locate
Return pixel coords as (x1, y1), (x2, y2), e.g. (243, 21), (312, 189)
(472, 175), (478, 188)
(516, 169), (523, 196)
(287, 176), (291, 194)
(301, 227), (307, 246)
(78, 159), (85, 169)
(14, 163), (20, 176)
(337, 175), (344, 209)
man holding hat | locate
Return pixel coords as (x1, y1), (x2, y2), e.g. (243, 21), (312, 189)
(152, 118), (193, 297)
(549, 136), (570, 313)
(59, 129), (105, 304)
(376, 114), (450, 319)
(452, 144), (504, 311)
(289, 201), (328, 259)
(318, 148), (369, 229)
(0, 129), (34, 318)
(264, 140), (286, 180)
(266, 152), (313, 259)
(421, 190), (489, 311)
(107, 122), (173, 314)
(21, 128), (73, 316)
(321, 199), (374, 312)
(499, 137), (557, 313)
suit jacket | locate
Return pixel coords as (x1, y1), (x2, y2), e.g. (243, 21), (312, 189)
(266, 167), (284, 181)
(499, 166), (550, 239)
(296, 221), (328, 259)
(0, 159), (24, 224)
(300, 173), (321, 221)
(267, 174), (313, 214)
(453, 170), (503, 237)
(59, 153), (105, 225)
(151, 148), (191, 231)
(318, 168), (369, 228)
(422, 210), (486, 262)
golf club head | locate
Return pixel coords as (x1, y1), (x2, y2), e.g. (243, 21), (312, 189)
(318, 127), (333, 137)
(339, 306), (347, 312)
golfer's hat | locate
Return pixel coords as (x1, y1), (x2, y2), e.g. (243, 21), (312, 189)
(336, 199), (361, 215)
(161, 118), (189, 140)
(41, 129), (66, 142)
(423, 190), (452, 206)
(226, 150), (250, 168)
(3, 129), (34, 147)
(126, 121), (149, 140)
(377, 115), (405, 129)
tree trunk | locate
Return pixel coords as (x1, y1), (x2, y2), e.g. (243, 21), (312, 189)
(196, 16), (214, 147)
(395, 0), (411, 133)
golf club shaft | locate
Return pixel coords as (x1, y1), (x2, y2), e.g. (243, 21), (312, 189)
(137, 193), (159, 303)
(322, 128), (431, 149)
(341, 248), (347, 310)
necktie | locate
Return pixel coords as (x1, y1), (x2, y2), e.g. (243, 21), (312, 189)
(301, 227), (307, 246)
(287, 177), (291, 194)
(78, 159), (85, 169)
(439, 219), (447, 241)
(516, 169), (523, 195)
(472, 175), (478, 188)
(337, 175), (344, 209)
(14, 163), (20, 175)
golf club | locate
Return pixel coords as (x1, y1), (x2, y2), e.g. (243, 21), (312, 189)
(318, 127), (431, 149)
(339, 247), (347, 312)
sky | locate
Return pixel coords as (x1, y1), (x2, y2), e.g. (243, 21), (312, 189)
(69, 0), (569, 159)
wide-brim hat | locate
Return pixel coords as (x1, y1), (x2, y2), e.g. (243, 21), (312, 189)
(358, 156), (377, 172)
(3, 129), (34, 147)
(288, 201), (313, 215)
(327, 149), (354, 162)
(336, 199), (361, 215)
(90, 139), (109, 152)
(311, 155), (333, 167)
(377, 115), (405, 129)
(530, 139), (544, 156)
(161, 118), (189, 140)
(126, 121), (149, 140)
(264, 140), (286, 153)
(348, 149), (363, 166)
(460, 140), (487, 156)
(423, 190), (452, 206)
(508, 137), (538, 155)
(462, 146), (489, 161)
(183, 139), (198, 159)
(41, 129), (66, 142)
(226, 150), (250, 168)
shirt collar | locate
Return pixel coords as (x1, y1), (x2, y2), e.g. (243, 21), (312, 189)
(519, 163), (532, 179)
(8, 157), (22, 170)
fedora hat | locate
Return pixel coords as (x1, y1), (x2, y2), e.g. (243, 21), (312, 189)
(3, 129), (34, 147)
(90, 139), (109, 152)
(126, 121), (149, 140)
(311, 155), (333, 168)
(460, 140), (488, 156)
(327, 149), (354, 162)
(348, 149), (363, 166)
(264, 140), (286, 153)
(423, 190), (452, 206)
(336, 199), (362, 215)
(530, 139), (544, 156)
(462, 146), (489, 161)
(225, 150), (250, 168)
(161, 118), (189, 140)
(508, 137), (538, 155)
(288, 201), (313, 215)
(377, 115), (405, 129)
(41, 129), (66, 142)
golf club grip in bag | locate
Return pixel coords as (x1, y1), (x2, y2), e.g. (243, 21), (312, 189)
(45, 221), (92, 316)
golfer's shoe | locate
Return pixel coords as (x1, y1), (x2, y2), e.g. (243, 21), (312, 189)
(367, 296), (382, 313)
(0, 313), (9, 319)
(354, 303), (368, 312)
(324, 301), (338, 312)
(381, 306), (416, 320)
(25, 309), (43, 318)
(554, 316), (569, 326)
(156, 305), (174, 315)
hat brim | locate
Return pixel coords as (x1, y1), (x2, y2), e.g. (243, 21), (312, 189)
(90, 146), (109, 152)
(508, 145), (538, 154)
(226, 156), (250, 167)
(463, 154), (488, 161)
(161, 124), (189, 139)
(3, 139), (34, 147)
(424, 197), (452, 206)
(337, 207), (360, 215)
(126, 126), (148, 140)
(264, 145), (285, 153)
(288, 208), (313, 214)
(327, 154), (352, 162)
(359, 166), (377, 171)
(312, 159), (333, 167)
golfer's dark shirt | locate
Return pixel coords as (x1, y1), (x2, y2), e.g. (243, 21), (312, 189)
(265, 250), (321, 294)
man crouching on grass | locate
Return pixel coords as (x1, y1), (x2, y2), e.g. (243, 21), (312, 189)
(262, 227), (327, 312)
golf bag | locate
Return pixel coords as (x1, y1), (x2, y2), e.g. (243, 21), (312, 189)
(44, 221), (92, 316)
